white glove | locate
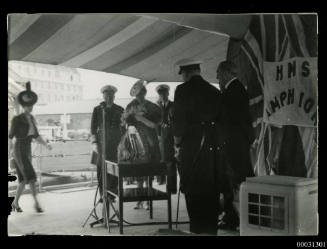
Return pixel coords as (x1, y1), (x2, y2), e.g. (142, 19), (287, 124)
(92, 143), (99, 154)
(174, 146), (181, 162)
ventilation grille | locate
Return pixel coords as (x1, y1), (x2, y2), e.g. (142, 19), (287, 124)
(248, 193), (285, 230)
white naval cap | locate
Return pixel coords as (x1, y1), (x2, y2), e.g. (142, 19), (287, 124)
(100, 85), (117, 93)
(175, 58), (203, 67)
(175, 58), (203, 74)
(155, 84), (170, 93)
(130, 79), (146, 97)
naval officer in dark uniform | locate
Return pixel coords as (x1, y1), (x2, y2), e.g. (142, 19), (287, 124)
(90, 85), (124, 199)
(156, 84), (175, 186)
(173, 58), (223, 235)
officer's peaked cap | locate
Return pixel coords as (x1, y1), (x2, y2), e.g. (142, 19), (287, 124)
(101, 85), (117, 93)
(175, 58), (203, 74)
(156, 84), (170, 93)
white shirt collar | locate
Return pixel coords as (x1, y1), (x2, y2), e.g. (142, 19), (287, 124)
(224, 77), (237, 90)
(160, 100), (169, 107)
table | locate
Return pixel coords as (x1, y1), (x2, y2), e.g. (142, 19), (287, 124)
(106, 161), (172, 234)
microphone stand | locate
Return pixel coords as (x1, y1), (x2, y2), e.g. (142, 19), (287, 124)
(101, 105), (110, 231)
(83, 104), (111, 232)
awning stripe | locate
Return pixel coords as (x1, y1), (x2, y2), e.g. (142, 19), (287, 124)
(61, 16), (158, 68)
(120, 37), (228, 82)
(103, 26), (192, 73)
(81, 20), (180, 71)
(22, 14), (118, 64)
(9, 14), (75, 60)
(8, 14), (41, 44)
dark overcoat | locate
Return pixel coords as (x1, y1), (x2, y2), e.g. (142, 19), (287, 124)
(90, 102), (124, 162)
(172, 75), (223, 196)
(220, 79), (255, 186)
(157, 100), (175, 162)
(9, 113), (40, 183)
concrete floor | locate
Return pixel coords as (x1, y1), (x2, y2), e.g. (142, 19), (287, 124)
(8, 183), (239, 236)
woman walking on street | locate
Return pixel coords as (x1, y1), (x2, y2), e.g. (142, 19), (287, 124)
(9, 82), (52, 213)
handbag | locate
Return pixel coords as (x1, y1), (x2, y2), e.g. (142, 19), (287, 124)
(117, 125), (150, 164)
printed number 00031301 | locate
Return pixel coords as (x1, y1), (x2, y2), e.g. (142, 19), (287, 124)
(297, 242), (326, 248)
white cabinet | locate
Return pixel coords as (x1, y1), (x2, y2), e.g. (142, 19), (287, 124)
(240, 175), (318, 235)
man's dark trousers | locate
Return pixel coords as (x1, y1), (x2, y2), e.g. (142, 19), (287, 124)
(185, 193), (220, 235)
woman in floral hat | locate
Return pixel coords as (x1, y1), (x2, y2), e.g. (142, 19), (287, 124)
(121, 80), (161, 210)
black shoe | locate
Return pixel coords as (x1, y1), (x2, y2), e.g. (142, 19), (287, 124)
(34, 204), (44, 213)
(134, 202), (143, 210)
(11, 203), (23, 212)
(145, 202), (150, 210)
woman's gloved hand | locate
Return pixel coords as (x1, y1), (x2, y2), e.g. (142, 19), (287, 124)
(92, 143), (99, 154)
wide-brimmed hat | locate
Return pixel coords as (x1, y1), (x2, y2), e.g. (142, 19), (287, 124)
(100, 85), (117, 93)
(175, 58), (203, 74)
(130, 80), (146, 97)
(17, 82), (38, 106)
(155, 84), (170, 93)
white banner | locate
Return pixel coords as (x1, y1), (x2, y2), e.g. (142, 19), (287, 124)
(263, 57), (317, 127)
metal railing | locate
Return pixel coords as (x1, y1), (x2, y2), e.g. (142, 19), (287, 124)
(31, 140), (96, 192)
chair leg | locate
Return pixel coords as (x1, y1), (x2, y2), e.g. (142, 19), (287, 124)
(118, 176), (124, 234)
(168, 194), (172, 229)
(150, 200), (153, 219)
(148, 176), (153, 219)
(119, 199), (123, 234)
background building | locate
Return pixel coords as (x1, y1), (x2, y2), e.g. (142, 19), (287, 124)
(9, 60), (83, 105)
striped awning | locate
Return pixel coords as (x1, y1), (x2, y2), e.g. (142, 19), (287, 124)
(8, 13), (252, 83)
